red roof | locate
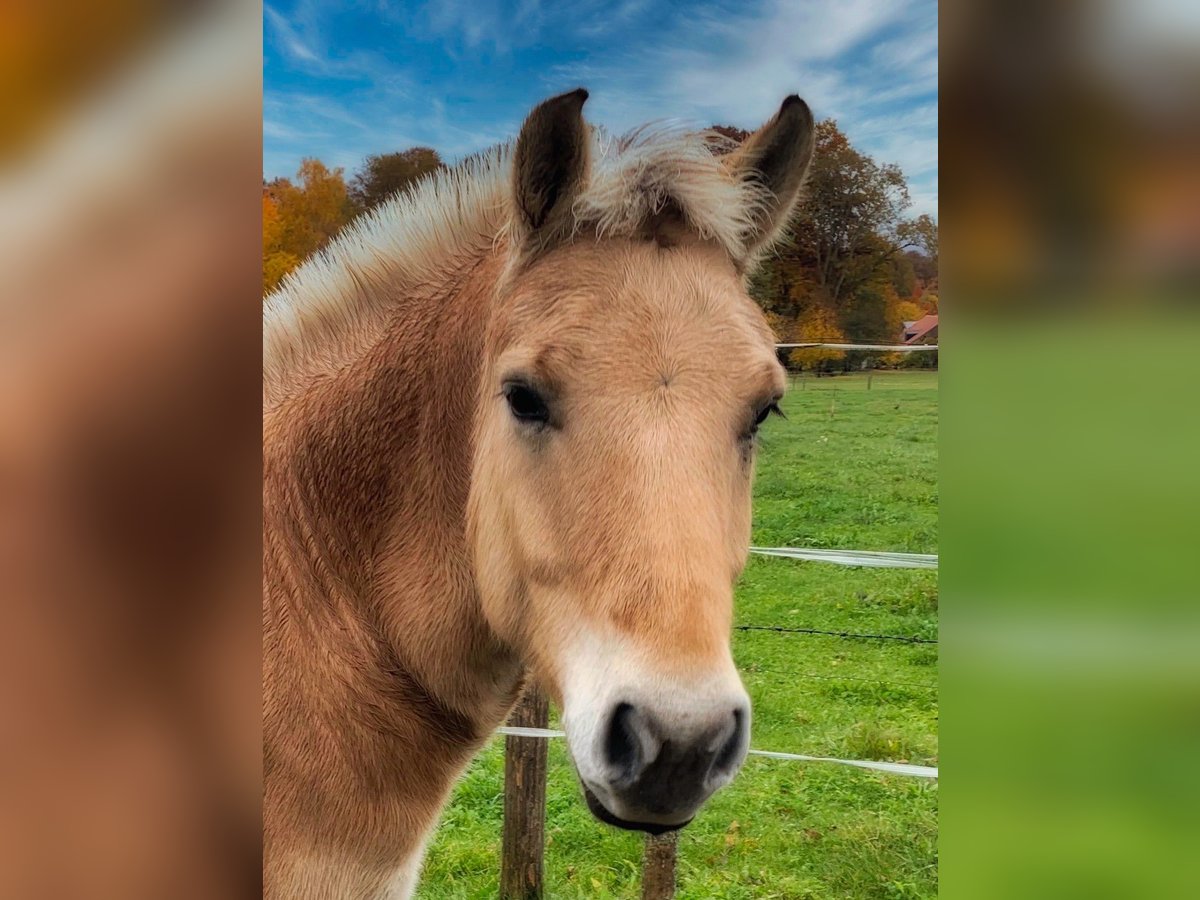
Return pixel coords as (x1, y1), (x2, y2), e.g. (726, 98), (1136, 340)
(904, 314), (938, 344)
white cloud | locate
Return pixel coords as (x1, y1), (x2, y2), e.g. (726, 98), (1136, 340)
(264, 0), (938, 217)
(265, 1), (396, 80)
(262, 82), (514, 181)
(264, 4), (320, 65)
(546, 0), (938, 217)
(263, 119), (309, 141)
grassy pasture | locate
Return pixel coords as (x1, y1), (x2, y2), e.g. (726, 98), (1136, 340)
(418, 370), (939, 899)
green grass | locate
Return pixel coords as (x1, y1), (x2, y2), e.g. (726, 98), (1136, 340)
(418, 370), (939, 898)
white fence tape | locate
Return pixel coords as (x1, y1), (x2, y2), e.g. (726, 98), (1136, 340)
(495, 727), (938, 779)
(749, 546), (938, 569)
(498, 726), (567, 739)
(746, 750), (936, 778)
(776, 343), (938, 352)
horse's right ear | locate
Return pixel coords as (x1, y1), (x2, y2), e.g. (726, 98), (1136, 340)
(511, 88), (590, 256)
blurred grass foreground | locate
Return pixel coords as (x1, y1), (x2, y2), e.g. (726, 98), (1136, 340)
(1, 4), (262, 898)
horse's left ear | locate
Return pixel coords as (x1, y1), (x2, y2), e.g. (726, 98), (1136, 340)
(727, 95), (816, 264)
(511, 88), (591, 258)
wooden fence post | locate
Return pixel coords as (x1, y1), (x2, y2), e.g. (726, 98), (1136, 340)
(500, 684), (550, 899)
(641, 831), (678, 899)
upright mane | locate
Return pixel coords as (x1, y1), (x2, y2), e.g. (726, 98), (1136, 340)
(262, 126), (770, 408)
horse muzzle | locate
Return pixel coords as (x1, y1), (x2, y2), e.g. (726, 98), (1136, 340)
(573, 698), (750, 833)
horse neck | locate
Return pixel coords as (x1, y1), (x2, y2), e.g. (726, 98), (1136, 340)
(264, 247), (521, 726)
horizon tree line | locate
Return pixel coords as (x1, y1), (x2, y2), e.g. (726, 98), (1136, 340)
(263, 121), (937, 367)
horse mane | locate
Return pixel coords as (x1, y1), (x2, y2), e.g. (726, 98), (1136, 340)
(263, 125), (769, 408)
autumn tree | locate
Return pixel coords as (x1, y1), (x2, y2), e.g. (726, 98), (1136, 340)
(349, 148), (444, 213)
(785, 304), (847, 369)
(721, 118), (937, 346)
(262, 191), (288, 294)
(899, 214), (938, 295)
(709, 124), (750, 146)
(281, 158), (354, 256)
(903, 213), (938, 267)
(905, 250), (937, 294)
(263, 158), (354, 293)
(786, 120), (916, 309)
(896, 299), (927, 324)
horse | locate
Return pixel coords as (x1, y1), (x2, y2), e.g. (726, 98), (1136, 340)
(263, 88), (815, 898)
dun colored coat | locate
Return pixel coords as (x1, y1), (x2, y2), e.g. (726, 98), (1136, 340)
(263, 89), (815, 898)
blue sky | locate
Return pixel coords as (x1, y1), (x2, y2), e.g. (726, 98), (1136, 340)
(264, 0), (937, 218)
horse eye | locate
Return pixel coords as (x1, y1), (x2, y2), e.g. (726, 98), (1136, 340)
(504, 383), (550, 426)
(749, 400), (783, 434)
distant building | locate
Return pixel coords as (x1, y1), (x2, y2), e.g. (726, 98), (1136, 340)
(903, 314), (938, 345)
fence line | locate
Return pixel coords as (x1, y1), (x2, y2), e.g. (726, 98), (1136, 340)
(494, 727), (938, 779)
(775, 342), (938, 351)
(749, 546), (938, 568)
(764, 669), (937, 691)
(734, 624), (937, 644)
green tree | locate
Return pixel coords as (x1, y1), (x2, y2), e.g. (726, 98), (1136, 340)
(349, 148), (444, 213)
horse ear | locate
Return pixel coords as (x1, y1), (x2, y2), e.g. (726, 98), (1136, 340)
(727, 95), (816, 263)
(511, 88), (591, 254)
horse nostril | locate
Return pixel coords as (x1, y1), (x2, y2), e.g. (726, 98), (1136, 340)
(603, 702), (646, 783)
(713, 707), (747, 775)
